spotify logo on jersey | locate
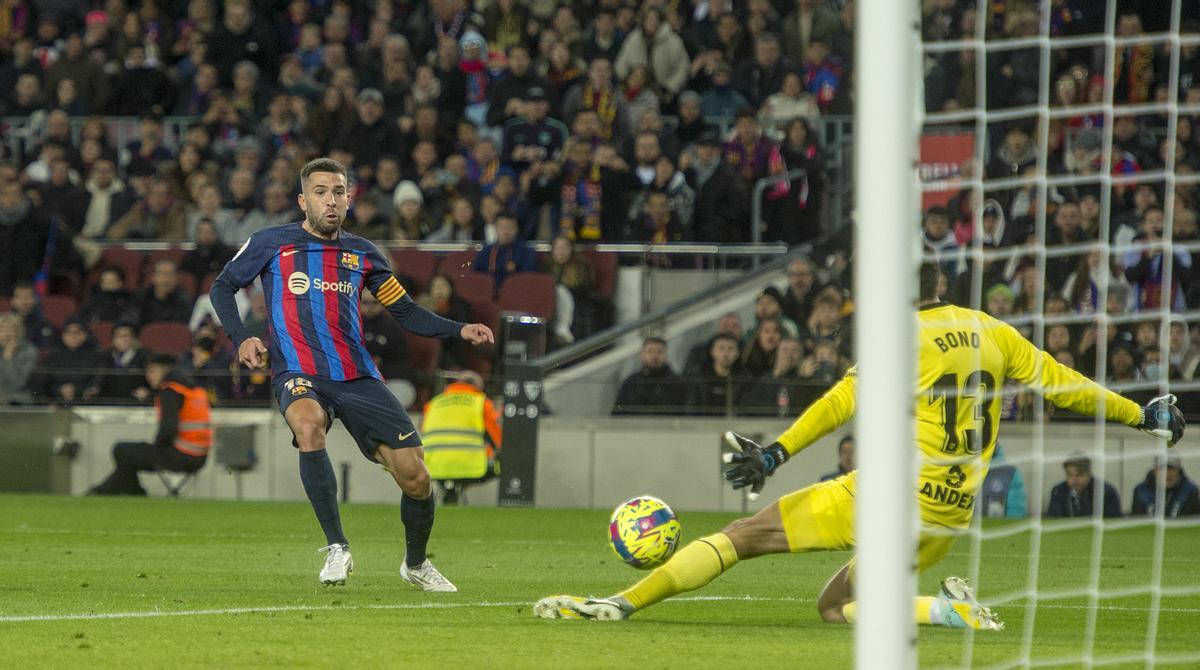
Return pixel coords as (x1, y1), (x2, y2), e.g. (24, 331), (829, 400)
(288, 272), (311, 294)
(288, 271), (354, 295)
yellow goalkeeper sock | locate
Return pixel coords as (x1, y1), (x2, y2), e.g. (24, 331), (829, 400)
(841, 597), (942, 625)
(619, 533), (739, 611)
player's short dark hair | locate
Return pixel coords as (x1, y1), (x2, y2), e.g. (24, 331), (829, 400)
(919, 261), (941, 301)
(147, 353), (177, 369)
(300, 157), (348, 189)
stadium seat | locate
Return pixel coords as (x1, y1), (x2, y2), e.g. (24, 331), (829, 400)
(41, 295), (78, 329)
(450, 272), (495, 307)
(48, 271), (81, 299)
(581, 248), (618, 300)
(139, 322), (192, 356)
(440, 248), (480, 279)
(498, 273), (556, 322)
(389, 249), (438, 294)
(468, 298), (501, 332)
(176, 273), (197, 299)
(0, 297), (9, 313)
(199, 273), (216, 297)
(91, 321), (114, 349)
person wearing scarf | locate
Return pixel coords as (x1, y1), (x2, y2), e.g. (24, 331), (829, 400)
(471, 210), (537, 289)
(459, 31), (493, 127)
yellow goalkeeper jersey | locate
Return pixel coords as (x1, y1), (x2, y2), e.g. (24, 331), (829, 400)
(775, 302), (1142, 528)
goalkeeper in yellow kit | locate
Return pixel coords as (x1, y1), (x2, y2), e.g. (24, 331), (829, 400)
(534, 263), (1185, 629)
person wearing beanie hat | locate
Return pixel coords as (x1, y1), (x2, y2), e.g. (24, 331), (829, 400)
(34, 316), (103, 404)
(1131, 456), (1200, 517)
(392, 180), (438, 240)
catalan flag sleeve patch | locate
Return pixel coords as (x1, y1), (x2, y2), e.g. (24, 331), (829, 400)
(375, 275), (407, 305)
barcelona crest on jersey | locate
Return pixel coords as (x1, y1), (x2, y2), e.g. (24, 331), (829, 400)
(341, 252), (360, 270)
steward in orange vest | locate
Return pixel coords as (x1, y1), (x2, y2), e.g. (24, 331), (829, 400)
(90, 354), (211, 496)
(421, 371), (501, 504)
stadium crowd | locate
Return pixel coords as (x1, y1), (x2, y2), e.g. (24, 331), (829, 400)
(1, 0), (1198, 420)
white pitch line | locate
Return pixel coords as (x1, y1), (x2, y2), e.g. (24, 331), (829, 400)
(4, 595), (1200, 624)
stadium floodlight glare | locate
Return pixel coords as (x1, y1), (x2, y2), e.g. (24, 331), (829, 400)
(854, 0), (920, 669)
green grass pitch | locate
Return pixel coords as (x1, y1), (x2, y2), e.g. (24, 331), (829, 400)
(1, 494), (1197, 669)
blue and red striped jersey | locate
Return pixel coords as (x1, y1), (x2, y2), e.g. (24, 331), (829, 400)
(212, 222), (462, 382)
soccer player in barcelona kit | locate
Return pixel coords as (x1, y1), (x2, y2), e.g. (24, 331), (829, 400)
(536, 263), (1185, 627)
(210, 158), (494, 589)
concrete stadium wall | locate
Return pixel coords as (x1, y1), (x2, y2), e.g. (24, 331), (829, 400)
(43, 408), (1199, 517)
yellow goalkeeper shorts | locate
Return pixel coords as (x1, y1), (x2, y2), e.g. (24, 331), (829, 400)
(777, 473), (958, 571)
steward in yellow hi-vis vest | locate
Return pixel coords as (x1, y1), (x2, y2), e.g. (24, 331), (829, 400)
(421, 371), (502, 504)
(532, 262), (1186, 630)
(90, 354), (211, 496)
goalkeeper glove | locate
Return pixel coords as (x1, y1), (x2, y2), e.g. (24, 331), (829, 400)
(1139, 394), (1186, 446)
(722, 431), (789, 500)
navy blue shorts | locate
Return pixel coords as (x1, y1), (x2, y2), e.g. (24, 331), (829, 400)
(273, 373), (422, 462)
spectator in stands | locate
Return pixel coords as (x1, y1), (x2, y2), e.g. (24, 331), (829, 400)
(107, 178), (187, 241)
(391, 181), (438, 241)
(208, 0), (278, 89)
(358, 290), (412, 381)
(564, 58), (628, 145)
(782, 258), (821, 326)
(426, 195), (483, 243)
(8, 283), (55, 348)
(416, 274), (473, 370)
(41, 158), (89, 234)
(421, 370), (503, 505)
(750, 286), (801, 341)
(700, 62), (749, 119)
(801, 289), (843, 352)
(800, 340), (847, 386)
(543, 235), (604, 341)
(1169, 320), (1200, 380)
(472, 210), (536, 288)
(79, 157), (126, 253)
(782, 0), (840, 66)
(741, 316), (784, 378)
(108, 44), (175, 116)
(181, 220), (235, 287)
(614, 6), (689, 103)
(1124, 206), (1193, 311)
(798, 39), (844, 114)
(125, 114), (174, 179)
(740, 335), (808, 417)
(2, 72), (44, 117)
(820, 435), (856, 482)
(88, 354), (210, 495)
(619, 67), (661, 142)
(686, 332), (743, 416)
(978, 446), (1028, 518)
(540, 37), (585, 103)
(367, 156), (403, 222)
(0, 312), (37, 405)
(581, 8), (624, 66)
(334, 88), (405, 184)
(735, 32), (791, 108)
(684, 312), (744, 376)
(673, 91), (711, 150)
(1046, 454), (1122, 518)
(346, 196), (388, 240)
(34, 317), (103, 405)
(723, 109), (775, 188)
(80, 267), (135, 325)
(612, 337), (684, 416)
(0, 179), (54, 298)
(98, 323), (150, 403)
(230, 61), (266, 120)
(1131, 457), (1200, 518)
(686, 130), (750, 243)
(631, 156), (695, 233)
(130, 260), (193, 328)
(237, 181), (298, 242)
(760, 71), (820, 132)
(187, 184), (238, 243)
(502, 86), (569, 174)
(46, 33), (110, 113)
(179, 323), (233, 400)
(636, 190), (687, 245)
(224, 165), (260, 221)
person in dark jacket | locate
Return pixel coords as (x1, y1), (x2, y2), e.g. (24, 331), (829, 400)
(9, 282), (56, 348)
(180, 219), (235, 286)
(97, 323), (150, 403)
(686, 333), (744, 416)
(687, 130), (749, 243)
(612, 337), (684, 416)
(819, 435), (856, 482)
(472, 210), (537, 289)
(1046, 454), (1122, 518)
(0, 181), (53, 298)
(1131, 457), (1200, 518)
(80, 267), (135, 324)
(34, 317), (104, 404)
(977, 445), (1028, 518)
(89, 355), (210, 495)
(131, 259), (194, 328)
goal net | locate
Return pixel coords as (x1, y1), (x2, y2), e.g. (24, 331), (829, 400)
(908, 1), (1200, 667)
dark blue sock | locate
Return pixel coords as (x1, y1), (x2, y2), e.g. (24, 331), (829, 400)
(299, 450), (348, 546)
(401, 493), (435, 567)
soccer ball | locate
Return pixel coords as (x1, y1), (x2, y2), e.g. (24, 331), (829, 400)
(608, 495), (682, 569)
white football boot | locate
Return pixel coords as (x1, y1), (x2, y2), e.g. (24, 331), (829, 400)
(400, 558), (458, 592)
(318, 543), (353, 585)
(533, 595), (630, 620)
(937, 576), (1004, 631)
